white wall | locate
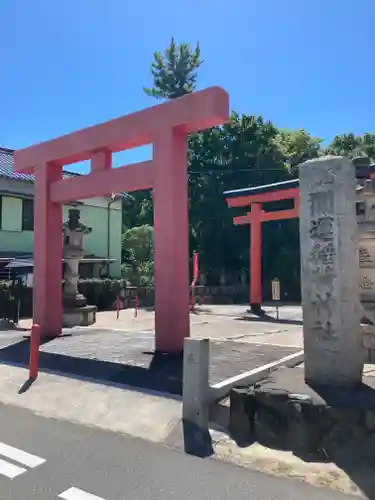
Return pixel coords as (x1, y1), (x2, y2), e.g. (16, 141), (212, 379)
(0, 178), (123, 277)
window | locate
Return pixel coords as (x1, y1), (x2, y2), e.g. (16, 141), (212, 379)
(22, 199), (34, 231)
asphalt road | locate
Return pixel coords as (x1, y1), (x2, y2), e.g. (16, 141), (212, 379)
(0, 403), (357, 500)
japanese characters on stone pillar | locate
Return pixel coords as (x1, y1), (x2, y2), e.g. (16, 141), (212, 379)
(355, 172), (375, 319)
(299, 156), (363, 387)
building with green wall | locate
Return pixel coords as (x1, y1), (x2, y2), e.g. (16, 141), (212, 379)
(0, 147), (124, 278)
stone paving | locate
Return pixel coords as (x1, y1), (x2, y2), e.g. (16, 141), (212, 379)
(1, 305), (303, 395)
(40, 329), (299, 381)
(0, 330), (300, 395)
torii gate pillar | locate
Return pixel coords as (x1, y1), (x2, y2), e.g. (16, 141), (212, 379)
(34, 165), (63, 336)
(14, 87), (229, 353)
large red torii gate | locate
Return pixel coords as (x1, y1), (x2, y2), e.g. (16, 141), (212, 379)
(224, 179), (300, 313)
(13, 86), (229, 353)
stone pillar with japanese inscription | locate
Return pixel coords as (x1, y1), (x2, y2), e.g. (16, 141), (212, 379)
(355, 170), (375, 357)
(299, 156), (363, 387)
(356, 177), (375, 314)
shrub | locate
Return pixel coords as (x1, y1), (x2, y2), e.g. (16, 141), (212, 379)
(77, 278), (127, 309)
(0, 278), (129, 319)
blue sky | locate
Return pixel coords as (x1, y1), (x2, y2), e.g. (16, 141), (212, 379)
(1, 0), (374, 173)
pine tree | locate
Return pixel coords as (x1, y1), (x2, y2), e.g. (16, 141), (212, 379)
(144, 38), (202, 100)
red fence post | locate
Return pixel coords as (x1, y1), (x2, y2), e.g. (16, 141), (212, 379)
(134, 295), (139, 318)
(29, 323), (41, 380)
(116, 295), (121, 320)
(190, 251), (199, 312)
(190, 287), (195, 312)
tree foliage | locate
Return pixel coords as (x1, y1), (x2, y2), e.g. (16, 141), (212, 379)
(324, 132), (375, 160)
(274, 129), (322, 173)
(121, 39), (375, 299)
(143, 38), (202, 100)
(122, 225), (154, 286)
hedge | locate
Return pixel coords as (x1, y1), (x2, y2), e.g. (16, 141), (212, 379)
(0, 279), (131, 319)
(0, 280), (255, 320)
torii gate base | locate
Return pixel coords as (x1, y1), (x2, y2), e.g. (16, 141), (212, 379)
(14, 87), (229, 354)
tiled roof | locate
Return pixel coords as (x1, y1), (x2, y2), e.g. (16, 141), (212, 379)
(0, 147), (78, 182)
(224, 178), (299, 198)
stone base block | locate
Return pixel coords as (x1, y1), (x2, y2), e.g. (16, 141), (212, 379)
(362, 325), (375, 362)
(364, 348), (375, 363)
(62, 305), (97, 328)
(363, 331), (375, 350)
(229, 366), (375, 463)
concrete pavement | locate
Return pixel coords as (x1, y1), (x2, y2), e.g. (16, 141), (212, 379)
(8, 305), (303, 397)
(18, 304), (304, 348)
(0, 402), (358, 500)
(0, 363), (181, 443)
(0, 304), (371, 498)
(0, 363), (371, 497)
(5, 305), (366, 496)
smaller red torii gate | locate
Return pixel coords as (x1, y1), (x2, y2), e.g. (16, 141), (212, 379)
(224, 179), (300, 313)
(225, 160), (375, 313)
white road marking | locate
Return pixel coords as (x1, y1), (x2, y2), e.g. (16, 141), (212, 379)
(0, 457), (26, 479)
(0, 441), (46, 468)
(59, 486), (106, 500)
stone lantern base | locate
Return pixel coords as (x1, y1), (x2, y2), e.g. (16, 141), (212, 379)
(62, 305), (97, 328)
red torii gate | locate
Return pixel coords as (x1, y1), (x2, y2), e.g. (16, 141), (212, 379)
(225, 160), (375, 314)
(13, 86), (229, 353)
(224, 179), (300, 313)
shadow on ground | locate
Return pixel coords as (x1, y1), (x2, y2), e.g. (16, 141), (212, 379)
(0, 322), (30, 332)
(0, 338), (184, 396)
(237, 313), (303, 326)
(0, 333), (299, 400)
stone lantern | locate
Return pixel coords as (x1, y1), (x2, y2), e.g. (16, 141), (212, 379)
(355, 156), (375, 359)
(62, 208), (97, 327)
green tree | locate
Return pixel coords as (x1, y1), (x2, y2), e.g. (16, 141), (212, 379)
(274, 129), (323, 172)
(122, 225), (154, 285)
(361, 133), (375, 160)
(144, 38), (202, 100)
(325, 132), (375, 160)
(125, 38), (203, 239)
(136, 40), (335, 298)
(325, 133), (362, 158)
(122, 191), (153, 228)
(188, 113), (294, 284)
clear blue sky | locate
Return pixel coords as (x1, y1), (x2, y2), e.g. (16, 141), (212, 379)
(1, 0), (374, 173)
